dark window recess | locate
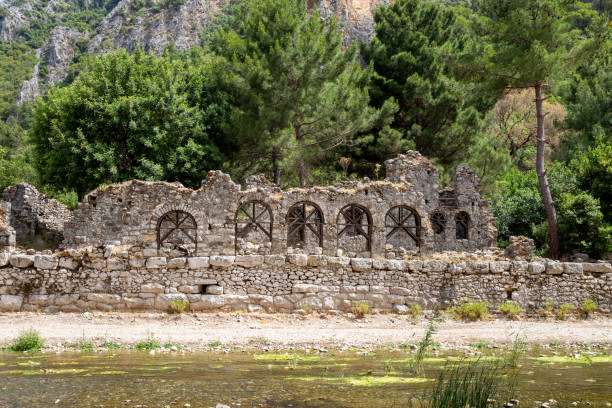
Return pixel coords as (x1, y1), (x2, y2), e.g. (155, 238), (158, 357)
(337, 204), (372, 251)
(455, 212), (470, 240)
(287, 201), (324, 248)
(439, 190), (457, 208)
(431, 212), (446, 234)
(506, 290), (514, 300)
(199, 284), (210, 294)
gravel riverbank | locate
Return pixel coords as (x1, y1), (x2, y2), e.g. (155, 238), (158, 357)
(1, 312), (610, 350)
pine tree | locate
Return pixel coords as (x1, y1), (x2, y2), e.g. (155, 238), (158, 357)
(361, 0), (491, 168)
(210, 0), (395, 186)
(458, 0), (609, 258)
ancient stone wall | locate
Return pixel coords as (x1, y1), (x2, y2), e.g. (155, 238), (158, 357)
(0, 245), (610, 314)
(2, 183), (72, 243)
(0, 201), (16, 251)
(63, 152), (497, 258)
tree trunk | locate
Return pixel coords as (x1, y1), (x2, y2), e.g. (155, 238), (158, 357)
(272, 149), (281, 185)
(298, 160), (306, 188)
(534, 84), (561, 259)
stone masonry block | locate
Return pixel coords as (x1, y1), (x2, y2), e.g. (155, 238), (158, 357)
(209, 256), (235, 267)
(351, 258), (372, 272)
(187, 257), (209, 269)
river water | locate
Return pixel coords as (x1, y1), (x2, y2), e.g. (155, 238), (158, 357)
(0, 349), (610, 407)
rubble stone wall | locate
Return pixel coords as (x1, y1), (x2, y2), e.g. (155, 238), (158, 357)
(0, 245), (610, 314)
(2, 183), (72, 242)
(62, 152), (498, 258)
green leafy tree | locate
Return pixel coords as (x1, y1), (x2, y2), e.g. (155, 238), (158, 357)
(459, 0), (609, 258)
(210, 0), (395, 186)
(31, 49), (228, 197)
(571, 137), (612, 223)
(558, 191), (610, 257)
(361, 0), (493, 168)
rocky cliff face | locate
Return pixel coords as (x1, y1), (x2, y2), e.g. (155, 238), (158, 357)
(2, 0), (389, 103)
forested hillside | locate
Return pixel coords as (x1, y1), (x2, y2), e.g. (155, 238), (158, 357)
(0, 0), (610, 259)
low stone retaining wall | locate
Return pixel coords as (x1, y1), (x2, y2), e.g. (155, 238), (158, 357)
(0, 246), (610, 314)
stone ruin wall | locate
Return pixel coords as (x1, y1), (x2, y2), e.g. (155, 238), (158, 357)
(2, 183), (72, 244)
(0, 151), (610, 314)
(0, 247), (610, 314)
(61, 151), (497, 258)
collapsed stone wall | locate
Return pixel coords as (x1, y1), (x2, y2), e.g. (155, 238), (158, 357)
(63, 152), (497, 258)
(0, 201), (16, 251)
(0, 245), (610, 313)
(2, 183), (72, 243)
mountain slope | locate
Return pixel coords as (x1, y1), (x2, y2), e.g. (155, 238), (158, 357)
(0, 0), (389, 109)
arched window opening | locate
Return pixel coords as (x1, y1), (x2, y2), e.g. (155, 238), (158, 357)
(287, 201), (324, 248)
(431, 212), (446, 235)
(385, 206), (420, 248)
(337, 204), (372, 251)
(157, 210), (197, 251)
(235, 200), (273, 247)
(455, 212), (470, 240)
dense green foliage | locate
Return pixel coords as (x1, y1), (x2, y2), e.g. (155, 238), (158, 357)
(31, 49), (229, 197)
(209, 0), (394, 186)
(0, 0), (609, 258)
(361, 0), (491, 168)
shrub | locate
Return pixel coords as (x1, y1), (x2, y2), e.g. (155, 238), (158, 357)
(134, 333), (161, 351)
(556, 303), (576, 320)
(539, 300), (554, 319)
(102, 341), (124, 350)
(498, 301), (524, 320)
(448, 300), (489, 321)
(410, 304), (423, 319)
(169, 298), (187, 314)
(11, 329), (44, 352)
(581, 299), (597, 318)
(352, 301), (369, 317)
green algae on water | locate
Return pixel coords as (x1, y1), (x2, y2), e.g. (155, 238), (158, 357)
(254, 353), (323, 362)
(286, 375), (431, 387)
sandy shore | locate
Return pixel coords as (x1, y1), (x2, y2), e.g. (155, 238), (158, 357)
(1, 312), (610, 349)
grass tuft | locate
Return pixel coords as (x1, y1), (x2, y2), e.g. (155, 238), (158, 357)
(10, 329), (44, 352)
(448, 300), (489, 321)
(498, 301), (524, 319)
(134, 333), (161, 351)
(352, 301), (369, 317)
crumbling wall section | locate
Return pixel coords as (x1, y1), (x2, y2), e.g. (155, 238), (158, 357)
(63, 152), (497, 257)
(2, 183), (72, 243)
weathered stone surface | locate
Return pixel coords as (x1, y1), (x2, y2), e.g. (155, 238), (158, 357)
(0, 251), (9, 267)
(209, 256), (235, 267)
(34, 255), (59, 269)
(191, 295), (225, 310)
(168, 257), (188, 268)
(490, 261), (511, 274)
(287, 254), (308, 267)
(0, 295), (23, 311)
(205, 285), (223, 295)
(292, 284), (318, 293)
(583, 263), (612, 273)
(563, 263), (583, 275)
(351, 258), (372, 272)
(504, 236), (535, 259)
(528, 262), (545, 274)
(546, 262), (564, 275)
(141, 283), (165, 294)
(9, 254), (34, 268)
(87, 293), (121, 304)
(146, 257), (166, 269)
(235, 255), (264, 268)
(124, 297), (154, 310)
